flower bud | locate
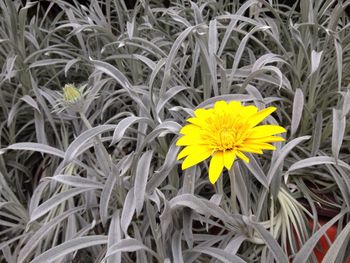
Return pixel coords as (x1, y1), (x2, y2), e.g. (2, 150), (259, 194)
(63, 84), (81, 103)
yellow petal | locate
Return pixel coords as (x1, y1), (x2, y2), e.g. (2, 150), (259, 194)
(238, 146), (263, 154)
(241, 105), (258, 117)
(180, 124), (201, 135)
(209, 151), (224, 184)
(177, 145), (209, 160)
(236, 151), (250, 163)
(248, 107), (276, 127)
(181, 148), (212, 170)
(177, 146), (190, 160)
(187, 117), (206, 127)
(247, 142), (276, 150)
(228, 100), (242, 111)
(246, 136), (285, 143)
(194, 108), (208, 118)
(176, 135), (203, 146)
(223, 150), (236, 170)
(249, 125), (286, 138)
(214, 100), (228, 112)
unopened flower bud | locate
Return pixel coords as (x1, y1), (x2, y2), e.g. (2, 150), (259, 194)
(63, 84), (81, 103)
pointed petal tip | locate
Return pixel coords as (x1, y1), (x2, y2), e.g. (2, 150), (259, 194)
(213, 101), (227, 112)
(177, 147), (188, 160)
(208, 152), (224, 184)
(268, 106), (277, 112)
(209, 176), (218, 184)
(209, 168), (222, 184)
(180, 149), (211, 170)
(181, 156), (197, 170)
(223, 150), (236, 170)
(236, 151), (250, 163)
(175, 138), (182, 146)
(181, 161), (191, 170)
(224, 162), (234, 171)
(215, 100), (227, 106)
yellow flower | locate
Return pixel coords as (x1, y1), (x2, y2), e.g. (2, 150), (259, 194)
(176, 100), (286, 184)
(63, 84), (81, 103)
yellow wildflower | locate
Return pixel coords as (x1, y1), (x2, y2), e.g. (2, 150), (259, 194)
(176, 100), (286, 184)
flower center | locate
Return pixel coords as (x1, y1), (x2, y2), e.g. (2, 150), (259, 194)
(219, 128), (235, 150)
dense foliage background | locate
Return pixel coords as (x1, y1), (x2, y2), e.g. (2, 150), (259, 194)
(1, 0), (350, 262)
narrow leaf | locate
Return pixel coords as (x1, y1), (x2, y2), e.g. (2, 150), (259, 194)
(121, 189), (136, 234)
(332, 109), (346, 160)
(30, 236), (107, 263)
(108, 210), (122, 263)
(64, 125), (116, 163)
(111, 117), (150, 145)
(191, 247), (246, 263)
(267, 136), (311, 185)
(244, 216), (288, 263)
(293, 211), (347, 263)
(134, 150), (153, 215)
(6, 143), (64, 158)
(291, 88), (304, 136)
(30, 188), (91, 222)
(321, 221), (350, 263)
(310, 50), (323, 76)
(50, 175), (103, 189)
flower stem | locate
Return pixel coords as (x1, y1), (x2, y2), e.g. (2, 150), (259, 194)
(79, 111), (93, 129)
(270, 193), (274, 235)
(229, 167), (237, 212)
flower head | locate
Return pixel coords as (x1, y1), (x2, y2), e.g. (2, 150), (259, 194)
(53, 83), (90, 113)
(63, 84), (81, 103)
(176, 100), (286, 184)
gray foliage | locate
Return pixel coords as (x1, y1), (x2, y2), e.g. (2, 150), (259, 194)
(0, 0), (350, 262)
